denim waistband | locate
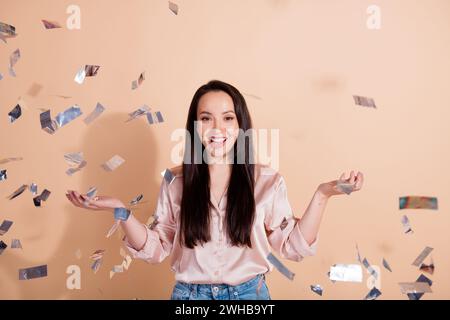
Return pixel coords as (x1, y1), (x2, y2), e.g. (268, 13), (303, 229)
(176, 273), (265, 291)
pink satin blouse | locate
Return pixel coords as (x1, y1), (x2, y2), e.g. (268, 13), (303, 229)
(124, 164), (318, 285)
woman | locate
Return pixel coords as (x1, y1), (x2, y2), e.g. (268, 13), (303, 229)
(66, 80), (364, 300)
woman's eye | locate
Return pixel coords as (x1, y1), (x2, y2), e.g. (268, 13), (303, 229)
(200, 117), (210, 121)
(225, 117), (234, 121)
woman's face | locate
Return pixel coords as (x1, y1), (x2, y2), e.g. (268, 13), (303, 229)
(196, 90), (240, 161)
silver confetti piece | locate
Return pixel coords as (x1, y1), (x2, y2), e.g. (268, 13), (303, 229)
(126, 105), (150, 122)
(382, 258), (392, 272)
(83, 102), (105, 125)
(9, 49), (20, 77)
(74, 65), (100, 84)
(90, 249), (105, 260)
(161, 168), (175, 185)
(29, 183), (38, 195)
(310, 284), (323, 296)
(7, 184), (28, 200)
(0, 157), (23, 165)
(11, 239), (22, 249)
(64, 152), (84, 166)
(355, 243), (362, 263)
(0, 220), (13, 236)
(336, 180), (354, 195)
(169, 1), (179, 15)
(0, 21), (16, 36)
(0, 240), (7, 255)
(399, 282), (432, 294)
(86, 186), (97, 199)
(130, 194), (143, 206)
(91, 259), (102, 274)
(329, 264), (363, 282)
(0, 73), (3, 80)
(353, 95), (377, 108)
(39, 110), (58, 134)
(401, 215), (414, 234)
(407, 274), (432, 300)
(106, 221), (120, 238)
(55, 105), (82, 128)
(267, 252), (295, 280)
(41, 19), (61, 29)
(101, 155), (125, 172)
(74, 67), (86, 84)
(8, 104), (21, 123)
(412, 246), (433, 267)
(33, 189), (51, 207)
(362, 258), (378, 279)
(364, 287), (382, 300)
(131, 71), (145, 90)
(147, 111), (165, 125)
(19, 265), (48, 280)
(0, 169), (7, 181)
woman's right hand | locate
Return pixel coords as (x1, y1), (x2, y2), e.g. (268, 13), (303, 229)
(65, 190), (125, 212)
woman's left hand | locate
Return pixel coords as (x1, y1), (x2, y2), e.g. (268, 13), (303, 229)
(317, 170), (364, 199)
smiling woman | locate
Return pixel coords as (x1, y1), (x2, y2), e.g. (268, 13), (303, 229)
(66, 79), (364, 300)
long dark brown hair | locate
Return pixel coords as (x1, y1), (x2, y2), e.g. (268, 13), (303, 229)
(180, 80), (255, 249)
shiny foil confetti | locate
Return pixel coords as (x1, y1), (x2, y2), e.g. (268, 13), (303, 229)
(83, 102), (105, 125)
(401, 215), (414, 234)
(362, 258), (378, 279)
(399, 196), (438, 210)
(131, 72), (145, 90)
(0, 21), (16, 36)
(0, 73), (3, 80)
(0, 169), (7, 181)
(41, 19), (62, 29)
(169, 1), (179, 15)
(310, 284), (323, 296)
(407, 274), (432, 300)
(336, 181), (354, 195)
(130, 194), (143, 206)
(101, 155), (125, 172)
(412, 247), (433, 267)
(64, 152), (87, 176)
(8, 104), (22, 123)
(33, 189), (51, 207)
(355, 243), (362, 263)
(106, 221), (120, 238)
(39, 110), (58, 134)
(399, 282), (432, 294)
(7, 184), (28, 200)
(55, 105), (82, 128)
(146, 111), (165, 125)
(267, 252), (295, 280)
(419, 258), (435, 275)
(91, 259), (102, 274)
(74, 65), (100, 84)
(0, 220), (13, 236)
(329, 264), (363, 282)
(90, 249), (105, 273)
(353, 95), (376, 108)
(11, 239), (22, 249)
(364, 287), (382, 300)
(19, 265), (48, 280)
(9, 48), (20, 77)
(29, 183), (38, 195)
(0, 241), (8, 255)
(161, 168), (175, 185)
(0, 157), (23, 164)
(382, 258), (392, 272)
(126, 105), (150, 122)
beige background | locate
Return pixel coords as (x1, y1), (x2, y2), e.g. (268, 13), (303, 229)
(1, 0), (449, 299)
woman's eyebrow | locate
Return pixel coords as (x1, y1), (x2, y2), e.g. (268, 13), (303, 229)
(198, 111), (235, 115)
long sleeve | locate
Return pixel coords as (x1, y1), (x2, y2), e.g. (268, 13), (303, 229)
(265, 175), (318, 262)
(123, 177), (177, 264)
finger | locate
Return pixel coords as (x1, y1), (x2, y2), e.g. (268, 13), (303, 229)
(349, 170), (355, 184)
(67, 191), (82, 207)
(71, 191), (85, 207)
(354, 172), (364, 190)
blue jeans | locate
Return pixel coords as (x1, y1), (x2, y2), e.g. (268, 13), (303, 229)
(170, 274), (271, 300)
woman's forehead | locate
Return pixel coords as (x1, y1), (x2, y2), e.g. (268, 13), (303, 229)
(198, 91), (235, 114)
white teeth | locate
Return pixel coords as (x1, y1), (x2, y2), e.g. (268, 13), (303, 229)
(210, 137), (226, 143)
